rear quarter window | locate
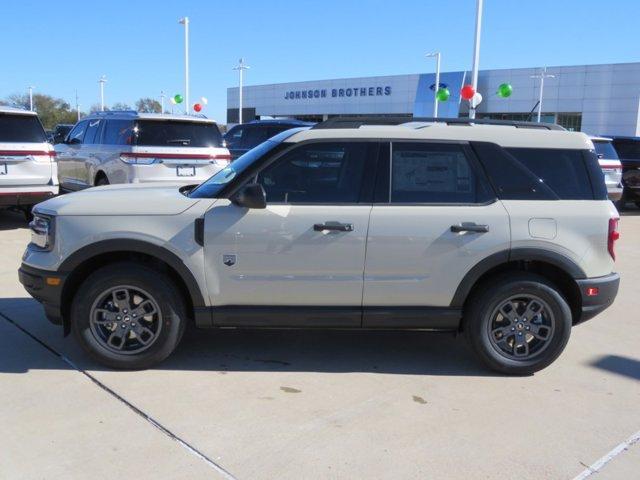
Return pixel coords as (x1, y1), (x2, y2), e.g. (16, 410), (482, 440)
(135, 120), (223, 147)
(0, 114), (47, 143)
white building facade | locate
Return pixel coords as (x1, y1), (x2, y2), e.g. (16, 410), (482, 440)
(227, 62), (640, 135)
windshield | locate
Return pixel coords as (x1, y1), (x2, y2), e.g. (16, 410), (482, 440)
(0, 114), (47, 143)
(593, 140), (619, 160)
(134, 120), (222, 147)
(189, 126), (308, 198)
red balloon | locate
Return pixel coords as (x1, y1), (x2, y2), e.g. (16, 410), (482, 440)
(193, 103), (202, 112)
(460, 84), (475, 101)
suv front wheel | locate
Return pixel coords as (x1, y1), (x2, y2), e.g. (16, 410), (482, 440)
(71, 263), (186, 369)
(465, 273), (572, 375)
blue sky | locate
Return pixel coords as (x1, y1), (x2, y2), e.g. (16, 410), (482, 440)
(1, 0), (638, 122)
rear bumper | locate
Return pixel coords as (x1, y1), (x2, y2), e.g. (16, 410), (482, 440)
(0, 187), (58, 207)
(575, 273), (620, 324)
(607, 186), (623, 202)
(18, 263), (66, 326)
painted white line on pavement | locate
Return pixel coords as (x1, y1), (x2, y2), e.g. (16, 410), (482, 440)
(572, 429), (640, 480)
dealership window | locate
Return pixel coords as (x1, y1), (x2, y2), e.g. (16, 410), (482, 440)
(389, 143), (492, 204)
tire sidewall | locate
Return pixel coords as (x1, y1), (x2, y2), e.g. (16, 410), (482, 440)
(466, 275), (572, 375)
(71, 264), (185, 369)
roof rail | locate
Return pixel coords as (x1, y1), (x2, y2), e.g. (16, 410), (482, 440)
(312, 116), (566, 131)
(92, 110), (138, 116)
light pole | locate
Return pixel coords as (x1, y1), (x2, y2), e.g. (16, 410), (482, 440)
(426, 52), (441, 118)
(98, 75), (107, 111)
(179, 17), (190, 114)
(233, 58), (250, 124)
(160, 90), (165, 114)
(530, 67), (556, 123)
(469, 0), (483, 119)
(75, 89), (80, 121)
(28, 86), (35, 111)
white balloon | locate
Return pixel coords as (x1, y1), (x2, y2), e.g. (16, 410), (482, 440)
(200, 96), (208, 105)
(471, 92), (483, 108)
(170, 97), (177, 105)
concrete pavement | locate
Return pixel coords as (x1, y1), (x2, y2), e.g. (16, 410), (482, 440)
(0, 208), (638, 479)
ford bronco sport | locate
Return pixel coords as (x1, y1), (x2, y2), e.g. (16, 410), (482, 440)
(19, 117), (620, 374)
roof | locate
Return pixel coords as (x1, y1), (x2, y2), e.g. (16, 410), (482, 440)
(286, 122), (593, 150)
(248, 119), (315, 126)
(84, 111), (217, 123)
(589, 135), (613, 142)
(0, 106), (38, 115)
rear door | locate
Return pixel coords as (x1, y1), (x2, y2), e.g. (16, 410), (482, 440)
(0, 113), (53, 187)
(362, 141), (510, 326)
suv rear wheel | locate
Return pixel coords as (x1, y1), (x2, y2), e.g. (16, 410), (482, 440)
(71, 262), (186, 369)
(465, 273), (572, 375)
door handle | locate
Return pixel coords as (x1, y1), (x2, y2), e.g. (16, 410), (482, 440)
(314, 222), (354, 232)
(450, 223), (489, 233)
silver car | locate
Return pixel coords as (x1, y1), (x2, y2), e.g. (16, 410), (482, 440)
(55, 111), (231, 190)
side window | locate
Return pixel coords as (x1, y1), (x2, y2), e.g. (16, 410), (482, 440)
(256, 142), (372, 204)
(507, 148), (593, 200)
(390, 142), (492, 204)
(225, 126), (245, 147)
(67, 121), (88, 144)
(241, 126), (272, 149)
(83, 119), (102, 145)
(103, 120), (135, 145)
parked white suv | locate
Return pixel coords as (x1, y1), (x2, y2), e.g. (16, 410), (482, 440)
(590, 136), (623, 203)
(20, 118), (620, 374)
(0, 107), (58, 216)
(55, 111), (230, 190)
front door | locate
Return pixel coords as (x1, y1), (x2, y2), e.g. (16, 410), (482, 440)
(362, 141), (510, 326)
(203, 141), (379, 327)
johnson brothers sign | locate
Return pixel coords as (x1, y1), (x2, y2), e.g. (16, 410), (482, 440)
(284, 86), (392, 100)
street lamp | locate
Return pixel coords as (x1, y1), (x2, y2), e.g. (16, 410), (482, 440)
(530, 67), (556, 123)
(75, 89), (80, 121)
(27, 86), (35, 111)
(469, 0), (483, 119)
(98, 75), (107, 111)
(179, 17), (190, 114)
(160, 90), (165, 114)
(426, 52), (441, 118)
(233, 58), (250, 124)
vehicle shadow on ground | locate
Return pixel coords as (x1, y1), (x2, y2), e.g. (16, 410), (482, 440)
(0, 210), (28, 231)
(590, 355), (640, 381)
(0, 297), (497, 377)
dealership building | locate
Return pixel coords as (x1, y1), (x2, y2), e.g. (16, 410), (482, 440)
(227, 62), (640, 135)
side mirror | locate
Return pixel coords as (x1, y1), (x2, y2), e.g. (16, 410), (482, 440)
(231, 183), (267, 209)
(67, 137), (81, 145)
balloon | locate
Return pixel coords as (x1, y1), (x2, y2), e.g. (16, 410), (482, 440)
(497, 83), (513, 98)
(472, 92), (483, 108)
(169, 97), (177, 105)
(200, 96), (208, 105)
(193, 103), (202, 112)
(460, 84), (475, 101)
(174, 94), (183, 104)
(435, 87), (450, 102)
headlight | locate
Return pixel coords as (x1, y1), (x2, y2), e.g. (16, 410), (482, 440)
(29, 213), (54, 250)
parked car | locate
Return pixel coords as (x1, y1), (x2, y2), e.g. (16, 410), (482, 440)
(589, 136), (623, 204)
(51, 124), (74, 145)
(20, 117), (619, 374)
(54, 111), (230, 191)
(0, 106), (58, 218)
(606, 135), (640, 209)
(224, 119), (314, 160)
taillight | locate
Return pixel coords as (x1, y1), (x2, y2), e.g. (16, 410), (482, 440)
(608, 217), (620, 260)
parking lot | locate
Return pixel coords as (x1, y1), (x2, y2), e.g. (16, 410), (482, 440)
(0, 208), (638, 479)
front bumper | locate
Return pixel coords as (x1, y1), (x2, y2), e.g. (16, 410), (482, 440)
(18, 263), (66, 327)
(575, 273), (620, 324)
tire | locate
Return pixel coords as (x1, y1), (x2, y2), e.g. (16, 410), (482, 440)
(71, 262), (186, 369)
(95, 175), (109, 186)
(464, 273), (572, 375)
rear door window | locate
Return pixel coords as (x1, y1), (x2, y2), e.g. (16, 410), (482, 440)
(134, 120), (222, 147)
(0, 114), (47, 143)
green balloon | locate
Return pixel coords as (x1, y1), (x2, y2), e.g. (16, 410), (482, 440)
(436, 87), (450, 102)
(174, 94), (184, 104)
(497, 83), (513, 98)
